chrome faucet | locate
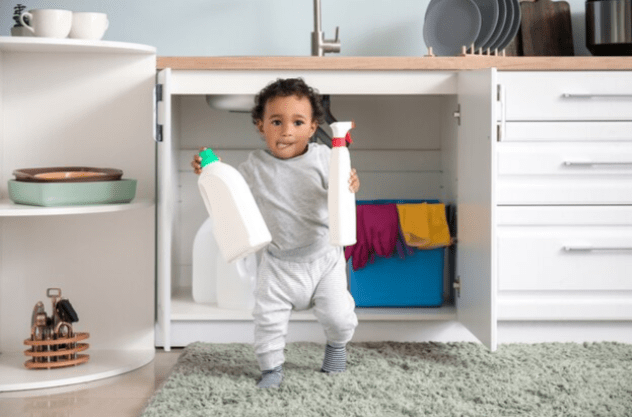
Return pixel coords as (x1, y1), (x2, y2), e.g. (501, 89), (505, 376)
(311, 0), (341, 56)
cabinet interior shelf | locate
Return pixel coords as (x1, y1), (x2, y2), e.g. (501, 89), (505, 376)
(171, 287), (456, 322)
(0, 36), (156, 54)
(0, 199), (153, 217)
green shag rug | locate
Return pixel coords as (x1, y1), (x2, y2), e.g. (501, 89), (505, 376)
(140, 341), (632, 417)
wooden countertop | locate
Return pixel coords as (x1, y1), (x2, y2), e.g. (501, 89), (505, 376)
(157, 56), (632, 71)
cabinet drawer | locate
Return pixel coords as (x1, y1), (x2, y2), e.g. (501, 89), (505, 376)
(497, 142), (632, 204)
(499, 72), (632, 121)
(504, 121), (632, 142)
(497, 206), (632, 291)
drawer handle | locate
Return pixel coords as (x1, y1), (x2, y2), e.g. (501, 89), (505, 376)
(562, 94), (632, 99)
(563, 246), (632, 252)
(563, 161), (632, 167)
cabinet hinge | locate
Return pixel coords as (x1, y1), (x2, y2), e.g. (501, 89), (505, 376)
(453, 104), (461, 126)
(453, 276), (461, 298)
(154, 84), (163, 143)
(496, 83), (504, 142)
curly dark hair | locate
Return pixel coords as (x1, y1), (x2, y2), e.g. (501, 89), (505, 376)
(251, 78), (325, 125)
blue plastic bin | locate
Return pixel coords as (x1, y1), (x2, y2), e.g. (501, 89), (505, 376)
(347, 199), (445, 308)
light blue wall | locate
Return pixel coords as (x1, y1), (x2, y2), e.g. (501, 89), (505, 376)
(1, 0), (592, 56)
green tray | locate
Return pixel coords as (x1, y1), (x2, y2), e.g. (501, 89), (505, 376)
(8, 179), (137, 207)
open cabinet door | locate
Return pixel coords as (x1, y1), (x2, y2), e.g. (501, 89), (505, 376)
(156, 68), (175, 351)
(456, 68), (498, 351)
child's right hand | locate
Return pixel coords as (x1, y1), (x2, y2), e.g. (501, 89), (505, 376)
(191, 147), (206, 175)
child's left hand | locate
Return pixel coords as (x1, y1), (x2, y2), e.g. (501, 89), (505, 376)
(349, 168), (360, 193)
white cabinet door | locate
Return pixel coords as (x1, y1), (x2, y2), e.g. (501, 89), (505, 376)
(156, 68), (175, 351)
(456, 69), (498, 351)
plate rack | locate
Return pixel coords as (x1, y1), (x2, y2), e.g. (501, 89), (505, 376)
(425, 45), (508, 57)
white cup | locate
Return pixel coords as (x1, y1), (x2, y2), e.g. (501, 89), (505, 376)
(69, 12), (109, 40)
(20, 9), (72, 38)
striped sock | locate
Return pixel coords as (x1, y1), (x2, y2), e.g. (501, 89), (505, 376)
(321, 344), (347, 373)
(256, 365), (283, 389)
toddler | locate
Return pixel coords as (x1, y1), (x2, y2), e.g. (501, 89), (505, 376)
(192, 78), (359, 388)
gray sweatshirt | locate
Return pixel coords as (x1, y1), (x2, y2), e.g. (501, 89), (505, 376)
(238, 143), (332, 262)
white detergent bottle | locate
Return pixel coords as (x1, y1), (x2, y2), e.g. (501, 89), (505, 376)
(191, 217), (218, 304)
(197, 148), (271, 263)
(216, 251), (257, 310)
(328, 121), (357, 246)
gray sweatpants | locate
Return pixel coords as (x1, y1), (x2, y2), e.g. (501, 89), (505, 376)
(252, 247), (358, 371)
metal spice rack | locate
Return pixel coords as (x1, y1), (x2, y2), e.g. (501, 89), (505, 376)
(23, 288), (90, 369)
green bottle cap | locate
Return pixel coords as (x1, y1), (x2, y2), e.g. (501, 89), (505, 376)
(199, 148), (219, 168)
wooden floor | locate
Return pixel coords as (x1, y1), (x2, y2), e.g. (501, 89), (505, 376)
(0, 348), (182, 417)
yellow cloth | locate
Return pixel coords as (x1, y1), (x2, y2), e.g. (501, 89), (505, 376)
(396, 203), (451, 249)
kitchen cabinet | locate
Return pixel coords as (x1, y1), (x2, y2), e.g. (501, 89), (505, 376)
(0, 37), (156, 392)
(496, 71), (632, 321)
(155, 58), (632, 352)
(154, 64), (498, 351)
(2, 42), (632, 390)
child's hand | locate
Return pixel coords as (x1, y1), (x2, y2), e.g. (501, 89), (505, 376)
(349, 168), (360, 193)
(191, 147), (206, 175)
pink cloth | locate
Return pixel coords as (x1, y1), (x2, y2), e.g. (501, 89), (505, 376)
(345, 204), (400, 271)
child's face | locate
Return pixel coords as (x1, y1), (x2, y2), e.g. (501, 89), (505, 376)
(256, 95), (318, 159)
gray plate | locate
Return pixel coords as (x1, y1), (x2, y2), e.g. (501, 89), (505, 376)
(487, 0), (512, 51)
(480, 0), (507, 51)
(423, 0), (482, 56)
(471, 0), (499, 50)
(425, 0), (442, 16)
(496, 0), (521, 51)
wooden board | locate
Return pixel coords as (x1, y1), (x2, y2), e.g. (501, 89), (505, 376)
(505, 27), (523, 56)
(519, 0), (574, 56)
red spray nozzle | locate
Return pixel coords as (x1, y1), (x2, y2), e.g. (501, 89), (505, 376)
(330, 121), (355, 147)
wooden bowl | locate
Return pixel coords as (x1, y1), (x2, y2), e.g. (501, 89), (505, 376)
(13, 167), (123, 183)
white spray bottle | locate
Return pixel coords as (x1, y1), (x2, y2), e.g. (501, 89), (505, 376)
(197, 148), (272, 263)
(328, 121), (357, 246)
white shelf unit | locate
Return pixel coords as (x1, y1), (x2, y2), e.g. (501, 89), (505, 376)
(0, 36), (155, 54)
(155, 68), (497, 351)
(0, 349), (153, 392)
(0, 37), (157, 392)
(0, 199), (153, 217)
